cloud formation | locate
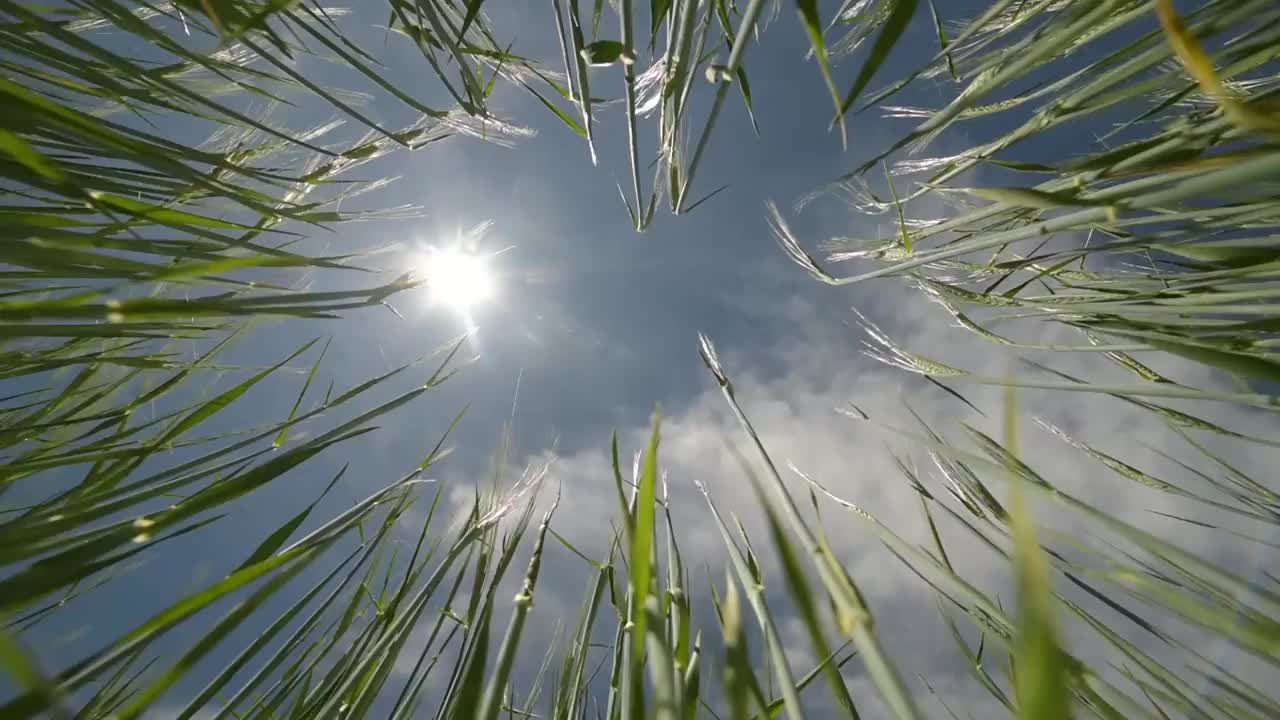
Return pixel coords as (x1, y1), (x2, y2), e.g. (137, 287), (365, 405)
(451, 276), (1280, 717)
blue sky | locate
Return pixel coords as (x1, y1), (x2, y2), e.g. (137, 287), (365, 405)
(11, 1), (1280, 717)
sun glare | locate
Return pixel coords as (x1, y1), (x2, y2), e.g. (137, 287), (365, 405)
(419, 247), (496, 313)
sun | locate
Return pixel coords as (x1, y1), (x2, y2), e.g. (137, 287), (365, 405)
(418, 247), (496, 313)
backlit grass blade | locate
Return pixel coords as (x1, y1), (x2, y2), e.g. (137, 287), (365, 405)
(698, 486), (804, 719)
(750, 462), (861, 717)
(476, 498), (558, 720)
(675, 0), (768, 213)
(1004, 389), (1070, 720)
(795, 0), (845, 147)
(622, 410), (662, 712)
(234, 465), (347, 572)
(699, 332), (920, 719)
(178, 545), (365, 720)
(836, 0), (918, 118)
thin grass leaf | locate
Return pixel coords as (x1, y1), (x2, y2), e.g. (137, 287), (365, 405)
(836, 0), (918, 118)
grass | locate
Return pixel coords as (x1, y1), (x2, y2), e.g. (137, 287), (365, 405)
(3, 0), (1280, 718)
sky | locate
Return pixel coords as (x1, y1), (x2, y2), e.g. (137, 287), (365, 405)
(11, 2), (1280, 718)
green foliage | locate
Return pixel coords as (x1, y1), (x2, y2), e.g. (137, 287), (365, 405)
(3, 0), (1280, 718)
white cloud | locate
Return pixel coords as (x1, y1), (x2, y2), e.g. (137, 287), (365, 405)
(478, 280), (1280, 717)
